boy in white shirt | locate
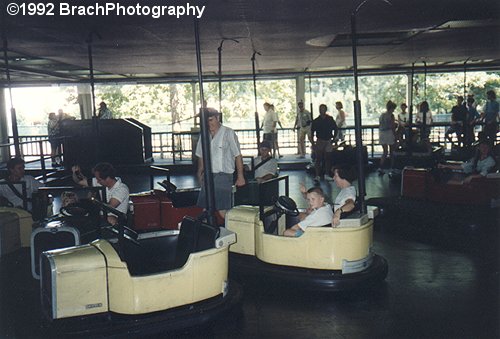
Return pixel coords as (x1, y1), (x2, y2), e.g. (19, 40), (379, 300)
(284, 187), (333, 237)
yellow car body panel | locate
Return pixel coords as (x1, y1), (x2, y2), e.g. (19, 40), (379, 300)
(43, 244), (108, 319)
(92, 240), (229, 315)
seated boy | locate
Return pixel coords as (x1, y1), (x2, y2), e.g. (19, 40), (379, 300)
(283, 187), (333, 237)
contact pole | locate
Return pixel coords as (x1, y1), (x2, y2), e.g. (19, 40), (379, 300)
(407, 63), (415, 156)
(194, 18), (216, 226)
(350, 11), (366, 214)
(251, 51), (261, 151)
(86, 33), (97, 118)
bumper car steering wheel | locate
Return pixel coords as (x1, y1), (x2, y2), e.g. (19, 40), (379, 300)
(60, 202), (91, 217)
(274, 196), (299, 217)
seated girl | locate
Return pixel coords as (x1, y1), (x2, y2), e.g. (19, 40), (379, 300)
(283, 187), (333, 237)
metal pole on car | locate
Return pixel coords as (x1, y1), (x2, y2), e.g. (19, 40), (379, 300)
(86, 31), (101, 163)
(350, 10), (367, 214)
(218, 38), (239, 122)
(407, 63), (415, 157)
(252, 51), (261, 152)
(194, 18), (216, 226)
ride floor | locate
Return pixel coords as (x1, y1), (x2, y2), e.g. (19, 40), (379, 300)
(0, 169), (498, 338)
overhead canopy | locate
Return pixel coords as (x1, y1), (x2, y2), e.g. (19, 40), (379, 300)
(0, 0), (499, 85)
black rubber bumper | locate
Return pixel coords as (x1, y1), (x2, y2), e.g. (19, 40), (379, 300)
(230, 253), (388, 292)
(43, 280), (243, 337)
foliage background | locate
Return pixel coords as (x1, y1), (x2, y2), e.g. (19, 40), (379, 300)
(7, 71), (500, 134)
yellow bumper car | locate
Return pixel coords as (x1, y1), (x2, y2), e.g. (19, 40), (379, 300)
(39, 202), (241, 336)
(226, 196), (388, 291)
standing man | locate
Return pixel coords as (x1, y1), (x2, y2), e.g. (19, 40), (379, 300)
(311, 104), (338, 183)
(98, 102), (113, 119)
(445, 96), (467, 147)
(0, 157), (43, 212)
(482, 90), (499, 142)
(196, 109), (245, 220)
(294, 101), (313, 159)
(262, 102), (278, 157)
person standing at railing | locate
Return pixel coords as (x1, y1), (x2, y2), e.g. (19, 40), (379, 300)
(378, 101), (397, 174)
(481, 90), (499, 142)
(445, 96), (467, 148)
(465, 96), (480, 146)
(47, 112), (62, 167)
(396, 103), (408, 146)
(262, 102), (279, 158)
(415, 101), (434, 152)
(271, 104), (283, 158)
(55, 108), (76, 166)
(311, 104), (338, 183)
(294, 101), (313, 159)
(98, 102), (113, 119)
(196, 109), (245, 221)
(335, 101), (347, 142)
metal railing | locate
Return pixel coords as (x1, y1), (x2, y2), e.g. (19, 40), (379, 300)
(3, 123), (497, 168)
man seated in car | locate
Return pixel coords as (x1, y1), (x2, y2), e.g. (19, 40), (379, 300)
(283, 187), (333, 237)
(72, 162), (129, 225)
(437, 137), (496, 184)
(252, 140), (278, 183)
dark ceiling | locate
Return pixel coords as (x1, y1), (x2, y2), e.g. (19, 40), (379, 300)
(1, 0), (499, 85)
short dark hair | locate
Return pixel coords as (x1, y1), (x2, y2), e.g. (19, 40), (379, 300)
(93, 162), (116, 180)
(386, 100), (397, 111)
(307, 186), (325, 198)
(7, 157), (25, 171)
(332, 165), (357, 183)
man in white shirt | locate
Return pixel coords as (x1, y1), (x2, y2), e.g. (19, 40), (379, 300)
(294, 101), (313, 158)
(253, 140), (278, 183)
(72, 162), (129, 225)
(196, 109), (245, 220)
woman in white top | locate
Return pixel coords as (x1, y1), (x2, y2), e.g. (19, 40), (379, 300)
(331, 165), (357, 227)
(378, 100), (397, 170)
(335, 101), (346, 142)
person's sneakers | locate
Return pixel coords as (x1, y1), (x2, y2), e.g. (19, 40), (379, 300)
(377, 168), (385, 176)
(314, 176), (321, 183)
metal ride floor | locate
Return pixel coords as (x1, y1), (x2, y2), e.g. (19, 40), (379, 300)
(0, 169), (498, 338)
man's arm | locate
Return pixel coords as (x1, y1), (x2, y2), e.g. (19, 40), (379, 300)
(197, 157), (204, 183)
(235, 155), (245, 187)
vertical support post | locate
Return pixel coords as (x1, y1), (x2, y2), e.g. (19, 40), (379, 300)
(2, 38), (20, 157)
